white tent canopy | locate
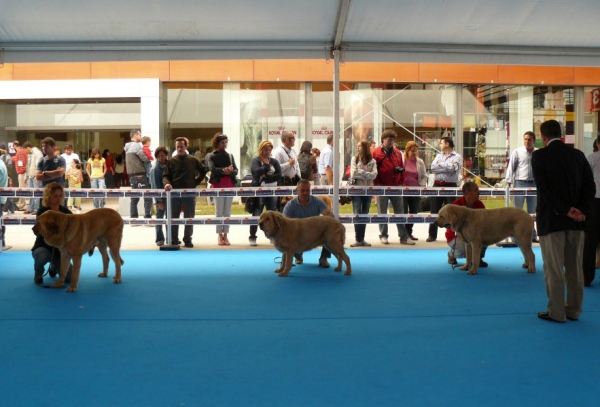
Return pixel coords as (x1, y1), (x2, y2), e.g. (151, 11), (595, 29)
(2, 0), (600, 66)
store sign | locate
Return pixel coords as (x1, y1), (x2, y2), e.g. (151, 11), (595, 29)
(591, 88), (600, 112)
(268, 126), (297, 137)
(312, 126), (333, 136)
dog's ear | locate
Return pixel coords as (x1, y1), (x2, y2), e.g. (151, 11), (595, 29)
(46, 218), (61, 236)
(449, 205), (466, 230)
(40, 212), (67, 247)
(62, 213), (79, 243)
(272, 211), (283, 232)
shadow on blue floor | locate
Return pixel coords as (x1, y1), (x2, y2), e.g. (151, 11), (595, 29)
(1, 248), (599, 406)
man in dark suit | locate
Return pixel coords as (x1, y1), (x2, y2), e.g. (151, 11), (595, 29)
(532, 120), (595, 323)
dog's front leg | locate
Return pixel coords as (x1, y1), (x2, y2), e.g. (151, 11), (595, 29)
(51, 254), (71, 288)
(278, 251), (294, 277)
(275, 252), (286, 274)
(467, 242), (481, 275)
(458, 241), (471, 271)
(66, 256), (83, 292)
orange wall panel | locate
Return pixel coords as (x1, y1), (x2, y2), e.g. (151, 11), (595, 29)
(91, 61), (170, 80)
(169, 60), (254, 81)
(419, 64), (498, 84)
(498, 65), (574, 85)
(13, 62), (91, 80)
(253, 60), (331, 82)
(341, 62), (419, 82)
(5, 60), (600, 86)
(0, 63), (14, 80)
(574, 67), (600, 85)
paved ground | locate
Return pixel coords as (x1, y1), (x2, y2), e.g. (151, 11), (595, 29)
(2, 198), (467, 252)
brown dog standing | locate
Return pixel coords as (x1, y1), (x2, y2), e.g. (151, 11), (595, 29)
(434, 205), (535, 275)
(32, 208), (124, 292)
(259, 210), (351, 276)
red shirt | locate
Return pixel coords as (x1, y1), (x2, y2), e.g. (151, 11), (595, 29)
(15, 147), (28, 174)
(445, 197), (486, 243)
(372, 146), (405, 186)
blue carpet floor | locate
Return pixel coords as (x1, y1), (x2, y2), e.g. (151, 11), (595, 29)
(1, 247), (599, 406)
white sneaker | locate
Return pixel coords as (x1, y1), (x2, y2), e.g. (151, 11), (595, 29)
(400, 240), (416, 246)
(380, 237), (389, 244)
(249, 237), (257, 246)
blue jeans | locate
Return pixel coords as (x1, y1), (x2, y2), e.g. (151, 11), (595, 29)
(155, 200), (166, 244)
(376, 196), (410, 241)
(32, 247), (72, 281)
(3, 197), (14, 213)
(403, 196), (421, 236)
(90, 177), (106, 208)
(513, 180), (537, 239)
(352, 195), (372, 242)
(28, 176), (41, 212)
(428, 196), (456, 239)
(129, 174), (152, 218)
(170, 197), (196, 244)
(250, 196), (277, 238)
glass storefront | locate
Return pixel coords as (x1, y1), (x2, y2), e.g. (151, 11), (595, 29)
(166, 82), (305, 177)
(584, 86), (600, 154)
(0, 99), (140, 161)
(461, 85), (574, 184)
(1, 81), (599, 186)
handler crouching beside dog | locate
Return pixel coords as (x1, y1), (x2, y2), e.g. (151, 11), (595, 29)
(31, 182), (72, 286)
(446, 181), (488, 267)
(283, 179), (333, 267)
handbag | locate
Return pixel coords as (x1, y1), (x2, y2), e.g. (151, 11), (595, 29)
(227, 153), (241, 187)
(244, 196), (257, 214)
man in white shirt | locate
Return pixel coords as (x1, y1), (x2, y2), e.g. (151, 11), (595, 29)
(272, 131), (300, 186)
(427, 137), (463, 242)
(61, 144), (80, 169)
(318, 135), (334, 185)
(505, 131), (538, 242)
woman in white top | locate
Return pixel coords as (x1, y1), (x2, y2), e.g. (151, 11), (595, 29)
(402, 140), (428, 240)
(349, 140), (378, 247)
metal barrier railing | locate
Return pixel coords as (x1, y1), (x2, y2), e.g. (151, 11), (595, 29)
(0, 184), (537, 251)
(1, 185), (536, 230)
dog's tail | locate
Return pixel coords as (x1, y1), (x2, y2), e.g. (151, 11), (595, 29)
(88, 246), (95, 257)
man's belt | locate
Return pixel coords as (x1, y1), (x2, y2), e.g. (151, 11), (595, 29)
(129, 172), (146, 177)
(517, 179), (535, 183)
(434, 181), (457, 186)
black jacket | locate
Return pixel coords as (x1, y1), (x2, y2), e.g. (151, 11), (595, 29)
(532, 140), (595, 236)
(208, 150), (238, 185)
(31, 206), (73, 262)
(250, 157), (281, 186)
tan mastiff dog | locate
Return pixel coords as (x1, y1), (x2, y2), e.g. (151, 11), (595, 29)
(259, 210), (351, 277)
(434, 204), (535, 275)
(32, 208), (124, 292)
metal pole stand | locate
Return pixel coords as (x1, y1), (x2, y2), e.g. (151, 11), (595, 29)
(496, 183), (517, 248)
(159, 189), (180, 251)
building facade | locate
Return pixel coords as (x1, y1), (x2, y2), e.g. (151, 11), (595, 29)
(1, 60), (599, 184)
